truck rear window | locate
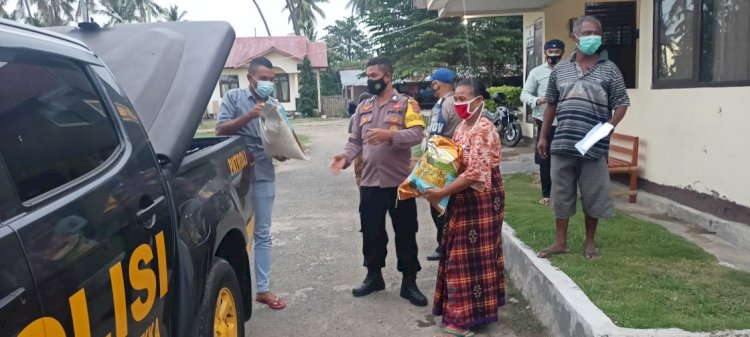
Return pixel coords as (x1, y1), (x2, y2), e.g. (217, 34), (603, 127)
(0, 49), (120, 201)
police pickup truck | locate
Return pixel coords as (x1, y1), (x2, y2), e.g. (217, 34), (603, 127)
(0, 19), (255, 337)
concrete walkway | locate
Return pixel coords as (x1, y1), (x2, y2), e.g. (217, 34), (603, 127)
(244, 119), (549, 337)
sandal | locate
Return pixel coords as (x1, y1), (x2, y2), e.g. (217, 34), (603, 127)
(439, 327), (475, 337)
(584, 249), (602, 260)
(537, 247), (568, 259)
(256, 294), (287, 310)
(538, 198), (550, 206)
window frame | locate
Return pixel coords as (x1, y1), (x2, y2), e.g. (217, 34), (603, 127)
(273, 73), (291, 103)
(0, 50), (126, 207)
(652, 0), (750, 89)
(219, 75), (240, 97)
(0, 154), (23, 224)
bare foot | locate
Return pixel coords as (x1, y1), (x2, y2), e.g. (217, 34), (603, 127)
(584, 243), (601, 260)
(439, 324), (474, 337)
(537, 244), (569, 258)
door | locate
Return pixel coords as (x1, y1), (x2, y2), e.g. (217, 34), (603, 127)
(0, 160), (45, 337)
(0, 47), (174, 336)
(586, 1), (638, 88)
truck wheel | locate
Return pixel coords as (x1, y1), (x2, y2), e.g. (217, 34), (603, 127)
(196, 258), (245, 337)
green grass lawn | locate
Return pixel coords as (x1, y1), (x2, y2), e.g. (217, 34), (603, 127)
(503, 174), (750, 332)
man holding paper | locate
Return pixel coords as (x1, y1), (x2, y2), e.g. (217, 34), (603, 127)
(536, 15), (630, 260)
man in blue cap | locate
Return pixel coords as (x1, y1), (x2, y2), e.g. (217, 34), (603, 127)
(521, 39), (565, 206)
(425, 67), (460, 261)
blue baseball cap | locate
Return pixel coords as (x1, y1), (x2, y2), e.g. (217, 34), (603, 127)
(429, 68), (455, 84)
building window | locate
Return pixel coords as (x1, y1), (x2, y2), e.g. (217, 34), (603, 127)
(220, 75), (239, 97)
(585, 2), (638, 89)
(654, 0), (750, 88)
(274, 74), (290, 103)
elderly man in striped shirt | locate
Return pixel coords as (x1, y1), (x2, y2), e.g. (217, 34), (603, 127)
(536, 15), (630, 260)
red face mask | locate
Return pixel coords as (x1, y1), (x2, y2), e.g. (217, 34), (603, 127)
(454, 97), (480, 120)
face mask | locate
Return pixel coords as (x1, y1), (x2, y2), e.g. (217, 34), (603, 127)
(577, 35), (602, 56)
(455, 97), (481, 120)
(252, 75), (274, 99)
(547, 54), (562, 65)
(367, 77), (388, 96)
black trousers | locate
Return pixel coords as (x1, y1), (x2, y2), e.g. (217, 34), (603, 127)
(535, 120), (556, 198)
(359, 187), (421, 274)
(430, 205), (445, 249)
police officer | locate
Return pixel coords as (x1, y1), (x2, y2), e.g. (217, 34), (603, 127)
(331, 57), (428, 307)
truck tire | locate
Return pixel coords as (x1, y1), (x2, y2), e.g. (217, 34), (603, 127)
(195, 257), (245, 337)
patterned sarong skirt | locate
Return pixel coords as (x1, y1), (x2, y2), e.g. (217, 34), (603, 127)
(432, 167), (506, 328)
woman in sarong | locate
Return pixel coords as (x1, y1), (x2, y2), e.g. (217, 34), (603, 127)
(423, 78), (505, 337)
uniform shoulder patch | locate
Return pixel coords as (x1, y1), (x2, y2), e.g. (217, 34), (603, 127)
(404, 98), (426, 129)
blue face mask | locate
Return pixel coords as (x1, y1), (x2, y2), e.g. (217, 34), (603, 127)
(252, 76), (275, 99)
(577, 35), (602, 56)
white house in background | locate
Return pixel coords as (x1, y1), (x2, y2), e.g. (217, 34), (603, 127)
(208, 36), (328, 115)
(413, 0), (750, 223)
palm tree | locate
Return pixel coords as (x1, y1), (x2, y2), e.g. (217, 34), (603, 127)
(283, 0), (327, 37)
(301, 19), (317, 40)
(345, 0), (379, 16)
(133, 0), (161, 22)
(251, 0), (271, 36)
(14, 0), (34, 19)
(161, 4), (186, 21)
(284, 0), (300, 35)
(1, 0), (9, 18)
(76, 0), (96, 22)
(13, 0), (77, 26)
(97, 0), (137, 26)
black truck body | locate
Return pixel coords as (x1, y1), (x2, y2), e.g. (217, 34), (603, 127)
(0, 19), (255, 337)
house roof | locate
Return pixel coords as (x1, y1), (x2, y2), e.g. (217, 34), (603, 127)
(225, 36), (328, 69)
(339, 69), (367, 87)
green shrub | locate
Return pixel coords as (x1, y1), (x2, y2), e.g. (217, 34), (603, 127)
(485, 86), (522, 111)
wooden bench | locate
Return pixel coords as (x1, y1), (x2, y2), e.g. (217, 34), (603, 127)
(608, 133), (640, 203)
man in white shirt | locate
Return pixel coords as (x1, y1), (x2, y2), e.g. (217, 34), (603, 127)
(521, 39), (565, 206)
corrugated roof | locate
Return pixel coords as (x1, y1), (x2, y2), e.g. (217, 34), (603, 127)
(225, 36), (328, 69)
(339, 69), (367, 86)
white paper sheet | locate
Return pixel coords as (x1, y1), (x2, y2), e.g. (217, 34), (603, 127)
(575, 122), (614, 156)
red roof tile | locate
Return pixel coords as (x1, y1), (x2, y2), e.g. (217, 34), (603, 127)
(225, 36), (328, 69)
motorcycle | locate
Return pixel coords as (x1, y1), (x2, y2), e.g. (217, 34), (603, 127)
(483, 92), (523, 147)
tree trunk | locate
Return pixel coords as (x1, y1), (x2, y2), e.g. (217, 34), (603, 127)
(23, 0), (33, 18)
(251, 0), (271, 36)
(285, 0), (300, 36)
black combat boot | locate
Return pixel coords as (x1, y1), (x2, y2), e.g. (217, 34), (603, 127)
(426, 248), (443, 261)
(400, 273), (428, 306)
(352, 269), (385, 297)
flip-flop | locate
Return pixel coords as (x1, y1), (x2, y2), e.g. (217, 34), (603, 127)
(439, 327), (475, 337)
(537, 198), (550, 206)
(537, 247), (568, 259)
(256, 295), (287, 310)
(584, 249), (602, 260)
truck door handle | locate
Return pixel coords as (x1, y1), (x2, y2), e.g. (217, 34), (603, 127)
(137, 196), (165, 227)
(0, 288), (25, 310)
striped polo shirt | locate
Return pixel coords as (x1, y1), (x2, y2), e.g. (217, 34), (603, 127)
(545, 49), (630, 160)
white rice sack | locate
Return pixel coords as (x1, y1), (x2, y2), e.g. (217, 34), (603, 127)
(259, 102), (308, 160)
